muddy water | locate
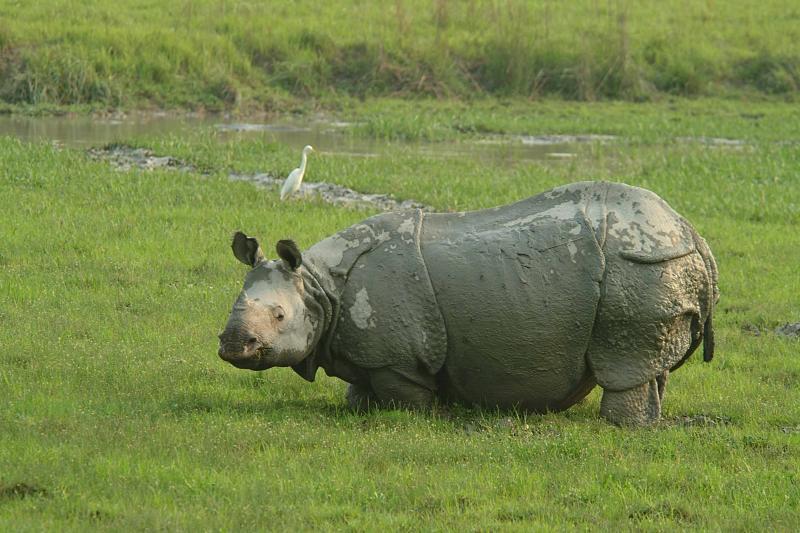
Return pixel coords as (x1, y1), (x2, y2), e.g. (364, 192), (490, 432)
(0, 114), (596, 162)
(1, 114), (610, 210)
(0, 114), (213, 148)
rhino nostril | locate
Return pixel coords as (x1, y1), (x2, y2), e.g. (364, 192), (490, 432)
(244, 338), (262, 354)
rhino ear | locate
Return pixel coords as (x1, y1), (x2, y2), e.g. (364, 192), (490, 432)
(231, 231), (266, 267)
(276, 239), (302, 271)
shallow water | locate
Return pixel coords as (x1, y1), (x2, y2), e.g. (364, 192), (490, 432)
(0, 114), (210, 148)
(0, 114), (595, 162)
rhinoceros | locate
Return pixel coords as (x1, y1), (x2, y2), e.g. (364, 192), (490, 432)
(217, 181), (719, 425)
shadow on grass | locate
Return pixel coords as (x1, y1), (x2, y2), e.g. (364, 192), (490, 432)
(165, 387), (744, 437)
(165, 389), (346, 419)
(164, 384), (612, 432)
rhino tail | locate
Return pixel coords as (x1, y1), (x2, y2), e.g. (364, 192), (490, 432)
(703, 313), (714, 362)
(688, 222), (719, 363)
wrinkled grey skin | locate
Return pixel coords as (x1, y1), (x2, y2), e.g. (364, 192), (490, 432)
(218, 181), (719, 426)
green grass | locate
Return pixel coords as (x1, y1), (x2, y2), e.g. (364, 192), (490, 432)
(341, 97), (800, 142)
(0, 0), (799, 112)
(1, 101), (800, 530)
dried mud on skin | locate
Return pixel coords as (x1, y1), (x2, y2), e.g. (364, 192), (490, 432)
(87, 145), (431, 212)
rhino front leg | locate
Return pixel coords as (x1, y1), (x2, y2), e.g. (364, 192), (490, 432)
(346, 382), (380, 412)
(368, 367), (435, 410)
(600, 376), (664, 426)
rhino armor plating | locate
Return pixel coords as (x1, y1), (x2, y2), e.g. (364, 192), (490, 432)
(218, 181), (719, 426)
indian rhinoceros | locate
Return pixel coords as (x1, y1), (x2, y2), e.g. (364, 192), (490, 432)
(217, 181), (719, 425)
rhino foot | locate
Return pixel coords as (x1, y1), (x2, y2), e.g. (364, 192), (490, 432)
(600, 371), (667, 426)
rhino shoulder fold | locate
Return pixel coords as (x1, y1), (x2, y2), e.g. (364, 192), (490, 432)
(330, 210), (449, 375)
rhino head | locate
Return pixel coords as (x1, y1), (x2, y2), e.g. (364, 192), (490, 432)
(218, 232), (326, 375)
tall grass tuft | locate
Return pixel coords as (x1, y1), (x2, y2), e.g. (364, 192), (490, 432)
(1, 0), (798, 110)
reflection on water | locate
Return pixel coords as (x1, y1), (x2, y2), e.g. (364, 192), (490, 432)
(0, 114), (206, 148)
(0, 114), (587, 162)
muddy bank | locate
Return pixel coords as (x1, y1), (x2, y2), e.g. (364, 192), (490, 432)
(229, 172), (431, 211)
(518, 134), (617, 145)
(775, 322), (800, 339)
(87, 145), (430, 212)
(676, 136), (747, 147)
(87, 145), (196, 172)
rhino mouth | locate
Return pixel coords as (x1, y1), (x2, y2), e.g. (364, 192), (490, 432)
(227, 357), (273, 371)
(218, 342), (275, 371)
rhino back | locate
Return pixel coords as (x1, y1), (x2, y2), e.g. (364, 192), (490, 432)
(420, 190), (604, 411)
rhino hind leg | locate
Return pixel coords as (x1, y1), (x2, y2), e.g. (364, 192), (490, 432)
(600, 373), (665, 426)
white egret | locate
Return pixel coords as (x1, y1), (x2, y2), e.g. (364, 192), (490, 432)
(280, 145), (314, 200)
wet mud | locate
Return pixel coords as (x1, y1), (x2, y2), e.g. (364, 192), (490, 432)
(518, 134), (617, 145)
(0, 482), (48, 500)
(87, 145), (195, 173)
(774, 322), (800, 338)
(87, 145), (431, 211)
(671, 414), (732, 427)
(229, 172), (431, 211)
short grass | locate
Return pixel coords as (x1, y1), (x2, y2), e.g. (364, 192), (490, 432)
(1, 0), (799, 111)
(1, 100), (799, 530)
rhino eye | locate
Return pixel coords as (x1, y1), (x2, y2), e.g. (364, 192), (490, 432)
(273, 306), (285, 321)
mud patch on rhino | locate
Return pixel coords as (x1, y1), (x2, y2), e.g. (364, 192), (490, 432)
(349, 287), (376, 329)
(0, 482), (48, 500)
(307, 233), (363, 268)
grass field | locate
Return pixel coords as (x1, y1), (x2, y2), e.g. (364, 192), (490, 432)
(1, 100), (799, 530)
(1, 0), (799, 112)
